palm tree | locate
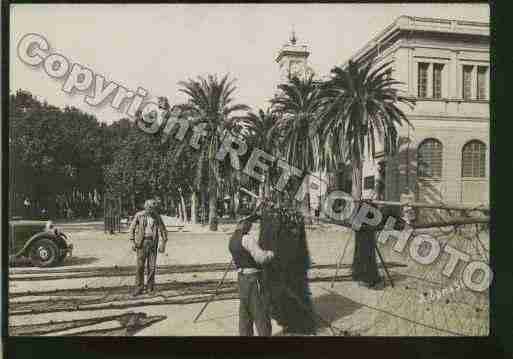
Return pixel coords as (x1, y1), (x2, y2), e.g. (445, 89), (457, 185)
(270, 75), (325, 219)
(244, 108), (279, 200)
(245, 108), (276, 152)
(178, 74), (249, 231)
(322, 59), (415, 285)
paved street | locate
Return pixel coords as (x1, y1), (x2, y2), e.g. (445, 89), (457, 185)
(8, 221), (489, 336)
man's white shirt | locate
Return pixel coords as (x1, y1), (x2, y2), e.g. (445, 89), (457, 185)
(144, 215), (155, 236)
(241, 232), (273, 265)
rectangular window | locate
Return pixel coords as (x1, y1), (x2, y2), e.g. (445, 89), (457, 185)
(418, 63), (428, 98)
(477, 66), (487, 100)
(364, 176), (375, 190)
(462, 65), (473, 100)
(433, 64), (443, 99)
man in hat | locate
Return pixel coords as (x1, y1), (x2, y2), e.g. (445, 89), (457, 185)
(128, 199), (168, 296)
(229, 214), (274, 336)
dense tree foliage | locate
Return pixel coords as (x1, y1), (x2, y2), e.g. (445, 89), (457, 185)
(9, 91), (199, 220)
(10, 60), (411, 230)
(10, 90), (109, 218)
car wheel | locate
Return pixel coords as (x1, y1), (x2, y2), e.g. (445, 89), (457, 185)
(30, 238), (58, 267)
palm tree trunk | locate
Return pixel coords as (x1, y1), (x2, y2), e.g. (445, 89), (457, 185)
(130, 184), (136, 213)
(302, 175), (312, 225)
(264, 173), (271, 198)
(229, 188), (236, 219)
(258, 182), (264, 199)
(162, 193), (168, 213)
(191, 191), (198, 224)
(180, 192), (188, 223)
(208, 177), (218, 231)
(175, 199), (182, 222)
(208, 148), (218, 231)
(351, 160), (379, 285)
(196, 150), (206, 224)
(234, 189), (240, 219)
(201, 188), (207, 224)
(351, 161), (363, 201)
(170, 198), (176, 218)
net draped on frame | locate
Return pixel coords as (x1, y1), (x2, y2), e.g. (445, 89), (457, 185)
(258, 206), (316, 334)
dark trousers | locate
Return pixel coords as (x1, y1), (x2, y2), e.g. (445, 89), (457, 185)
(136, 238), (158, 291)
(238, 272), (272, 336)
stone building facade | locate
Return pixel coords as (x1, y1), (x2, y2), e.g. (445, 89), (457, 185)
(349, 16), (490, 207)
(273, 17), (489, 215)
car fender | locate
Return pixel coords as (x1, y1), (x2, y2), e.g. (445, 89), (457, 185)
(16, 232), (59, 257)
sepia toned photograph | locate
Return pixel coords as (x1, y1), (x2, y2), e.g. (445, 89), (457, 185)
(7, 3), (490, 338)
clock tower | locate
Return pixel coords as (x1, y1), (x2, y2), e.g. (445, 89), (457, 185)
(275, 30), (313, 82)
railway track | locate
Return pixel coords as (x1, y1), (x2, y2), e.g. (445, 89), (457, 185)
(8, 260), (408, 336)
(10, 262), (407, 281)
(10, 311), (167, 336)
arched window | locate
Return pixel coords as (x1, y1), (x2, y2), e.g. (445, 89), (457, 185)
(462, 140), (486, 178)
(417, 139), (443, 178)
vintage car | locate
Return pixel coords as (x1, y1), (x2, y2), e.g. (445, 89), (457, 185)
(9, 219), (73, 267)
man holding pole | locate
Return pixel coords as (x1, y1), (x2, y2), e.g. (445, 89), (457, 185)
(228, 215), (275, 336)
(128, 199), (168, 296)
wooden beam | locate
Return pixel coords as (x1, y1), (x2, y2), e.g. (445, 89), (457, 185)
(240, 186), (489, 213)
(319, 216), (489, 230)
(412, 217), (489, 229)
(360, 199), (489, 213)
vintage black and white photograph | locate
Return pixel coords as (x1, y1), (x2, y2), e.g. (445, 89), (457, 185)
(7, 3), (490, 337)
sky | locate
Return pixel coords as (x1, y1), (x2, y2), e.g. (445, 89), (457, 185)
(10, 3), (489, 123)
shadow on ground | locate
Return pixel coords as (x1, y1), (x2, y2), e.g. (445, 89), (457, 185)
(273, 291), (364, 336)
(10, 256), (99, 268)
(314, 292), (363, 329)
(60, 256), (99, 267)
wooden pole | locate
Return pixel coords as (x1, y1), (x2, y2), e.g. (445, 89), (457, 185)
(242, 186), (488, 212)
(412, 217), (489, 229)
(240, 187), (259, 199)
(375, 244), (394, 288)
(331, 236), (351, 288)
(362, 199), (489, 213)
(320, 216), (489, 230)
(193, 260), (234, 323)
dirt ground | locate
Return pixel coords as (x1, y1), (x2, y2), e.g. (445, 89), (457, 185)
(8, 220), (489, 336)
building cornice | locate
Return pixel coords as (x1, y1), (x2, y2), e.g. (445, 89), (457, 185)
(399, 43), (489, 53)
(275, 47), (310, 63)
(347, 15), (489, 66)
